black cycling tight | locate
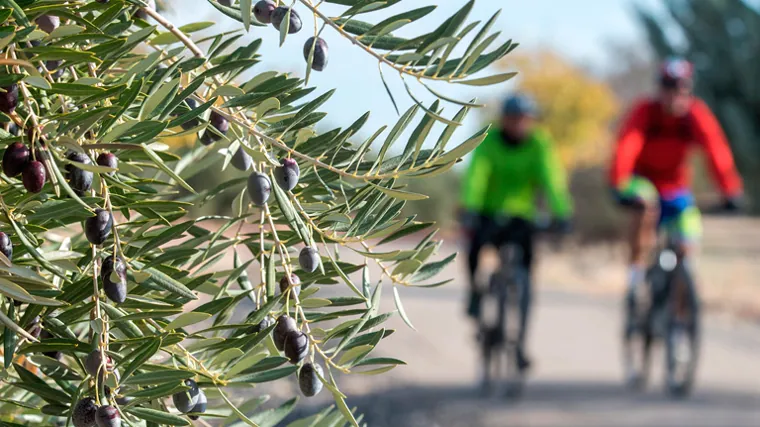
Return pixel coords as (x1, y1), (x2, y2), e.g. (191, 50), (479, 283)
(467, 215), (535, 348)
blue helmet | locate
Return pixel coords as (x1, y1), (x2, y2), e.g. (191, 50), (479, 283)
(502, 93), (538, 117)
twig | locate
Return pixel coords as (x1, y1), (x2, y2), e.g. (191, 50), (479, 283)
(144, 318), (225, 385)
(142, 7), (205, 58)
(360, 241), (412, 287)
(297, 0), (447, 82)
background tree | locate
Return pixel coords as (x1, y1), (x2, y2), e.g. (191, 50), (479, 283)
(638, 0), (760, 211)
(401, 49), (622, 238)
(0, 0), (514, 425)
(490, 49), (619, 169)
(603, 39), (657, 111)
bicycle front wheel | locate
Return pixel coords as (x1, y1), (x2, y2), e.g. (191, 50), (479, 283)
(665, 320), (699, 397)
(622, 273), (655, 391)
(665, 264), (701, 398)
(504, 267), (529, 398)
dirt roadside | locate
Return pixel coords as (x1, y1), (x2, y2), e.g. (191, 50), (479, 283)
(533, 214), (760, 324)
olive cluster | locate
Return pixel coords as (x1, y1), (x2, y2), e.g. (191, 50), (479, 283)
(172, 97), (234, 151)
(1, 138), (117, 197)
(1, 85), (42, 193)
(250, 241), (324, 398)
(171, 379), (208, 420)
(1, 145), (123, 303)
(72, 398), (121, 427)
(2, 139), (45, 194)
(67, 151), (119, 196)
(73, 356), (208, 425)
(272, 314), (324, 397)
(247, 157), (320, 272)
(252, 0), (329, 71)
(172, 3), (331, 150)
(246, 157), (301, 205)
(238, 115), (325, 395)
(81, 209), (131, 305)
(71, 351), (123, 427)
(275, 247), (321, 299)
(65, 350), (208, 426)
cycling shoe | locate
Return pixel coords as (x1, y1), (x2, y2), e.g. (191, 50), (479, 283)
(516, 348), (532, 372)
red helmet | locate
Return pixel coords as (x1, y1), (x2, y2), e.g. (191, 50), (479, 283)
(659, 57), (694, 89)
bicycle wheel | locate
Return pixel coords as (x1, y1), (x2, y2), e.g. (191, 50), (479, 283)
(665, 263), (700, 398)
(622, 274), (653, 391)
(504, 266), (528, 398)
(478, 274), (506, 395)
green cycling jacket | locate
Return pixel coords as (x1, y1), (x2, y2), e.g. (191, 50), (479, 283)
(461, 126), (573, 220)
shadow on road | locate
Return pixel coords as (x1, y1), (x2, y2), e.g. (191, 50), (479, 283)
(283, 379), (760, 427)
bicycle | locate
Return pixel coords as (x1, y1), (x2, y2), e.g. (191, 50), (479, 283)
(623, 225), (701, 398)
(475, 217), (562, 397)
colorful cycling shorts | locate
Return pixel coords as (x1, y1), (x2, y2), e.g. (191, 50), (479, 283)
(618, 176), (702, 242)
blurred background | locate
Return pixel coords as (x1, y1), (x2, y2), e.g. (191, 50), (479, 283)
(159, 1), (760, 425)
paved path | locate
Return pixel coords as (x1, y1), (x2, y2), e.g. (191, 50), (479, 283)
(198, 219), (760, 427)
(273, 240), (760, 427)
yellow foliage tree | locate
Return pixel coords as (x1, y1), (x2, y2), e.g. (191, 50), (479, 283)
(494, 49), (620, 169)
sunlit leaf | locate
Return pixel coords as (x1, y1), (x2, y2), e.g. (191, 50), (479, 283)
(126, 407), (191, 426)
(141, 143), (197, 194)
(125, 369), (195, 386)
(165, 312), (212, 330)
(393, 286), (415, 330)
(369, 182), (429, 201)
(456, 71), (518, 86)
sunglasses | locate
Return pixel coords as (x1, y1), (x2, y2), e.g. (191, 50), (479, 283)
(660, 76), (692, 91)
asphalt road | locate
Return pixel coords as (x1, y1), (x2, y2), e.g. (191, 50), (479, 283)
(274, 242), (760, 427)
(200, 222), (760, 427)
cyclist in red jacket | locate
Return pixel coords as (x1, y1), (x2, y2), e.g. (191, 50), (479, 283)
(608, 57), (743, 384)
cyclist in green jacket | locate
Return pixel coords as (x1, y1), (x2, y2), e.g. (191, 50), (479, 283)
(459, 93), (573, 370)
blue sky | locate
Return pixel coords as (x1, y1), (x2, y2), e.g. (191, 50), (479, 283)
(167, 0), (663, 155)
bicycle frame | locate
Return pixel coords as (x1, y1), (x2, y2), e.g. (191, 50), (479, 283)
(473, 215), (553, 395)
(635, 228), (700, 396)
(647, 230), (694, 326)
(477, 229), (530, 396)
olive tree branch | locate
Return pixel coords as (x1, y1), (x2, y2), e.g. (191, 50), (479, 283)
(360, 241), (413, 287)
(253, 175), (350, 374)
(142, 6), (204, 58)
(143, 9), (449, 184)
(143, 317), (227, 385)
(140, 5), (410, 377)
(7, 47), (68, 199)
(297, 0), (450, 82)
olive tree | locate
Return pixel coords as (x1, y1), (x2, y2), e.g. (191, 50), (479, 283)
(0, 0), (515, 425)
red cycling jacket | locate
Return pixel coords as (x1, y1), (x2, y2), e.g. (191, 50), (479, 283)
(609, 97), (743, 199)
